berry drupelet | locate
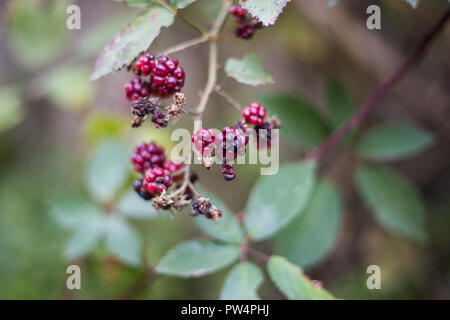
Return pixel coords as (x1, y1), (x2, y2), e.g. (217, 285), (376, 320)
(229, 5), (246, 22)
(143, 167), (174, 195)
(131, 141), (166, 173)
(242, 102), (266, 126)
(135, 52), (156, 76)
(125, 77), (149, 100)
(221, 164), (236, 181)
(149, 56), (185, 98)
(216, 126), (249, 162)
(192, 128), (216, 156)
(163, 160), (184, 182)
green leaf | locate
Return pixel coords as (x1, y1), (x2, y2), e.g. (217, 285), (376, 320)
(91, 7), (174, 81)
(64, 217), (105, 260)
(155, 240), (240, 277)
(49, 199), (102, 231)
(169, 0), (197, 9)
(225, 54), (274, 86)
(355, 164), (426, 241)
(85, 140), (128, 202)
(404, 0), (420, 8)
(356, 121), (434, 161)
(193, 188), (244, 243)
(244, 161), (316, 241)
(326, 78), (354, 129)
(259, 94), (329, 148)
(118, 190), (159, 219)
(239, 0), (291, 26)
(267, 256), (334, 300)
(220, 262), (263, 300)
(0, 86), (24, 133)
(113, 0), (156, 8)
(274, 180), (342, 268)
(105, 216), (142, 266)
(83, 111), (128, 143)
(43, 65), (95, 111)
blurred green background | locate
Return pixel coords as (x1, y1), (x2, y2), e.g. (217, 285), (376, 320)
(0, 0), (449, 299)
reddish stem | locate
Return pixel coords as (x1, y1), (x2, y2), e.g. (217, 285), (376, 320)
(306, 7), (450, 160)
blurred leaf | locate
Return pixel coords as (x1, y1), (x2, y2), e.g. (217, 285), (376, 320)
(169, 0), (197, 9)
(267, 256), (334, 300)
(225, 54), (274, 86)
(0, 87), (24, 133)
(404, 0), (420, 8)
(244, 161), (316, 241)
(64, 216), (105, 260)
(91, 7), (174, 81)
(6, 0), (68, 69)
(220, 262), (263, 300)
(355, 164), (426, 241)
(113, 0), (156, 8)
(259, 94), (329, 148)
(83, 111), (128, 143)
(43, 65), (95, 111)
(274, 180), (342, 268)
(239, 0), (291, 26)
(49, 199), (102, 231)
(193, 187), (244, 243)
(355, 122), (434, 161)
(155, 240), (240, 277)
(85, 140), (128, 202)
(326, 78), (354, 129)
(118, 190), (159, 219)
(105, 216), (142, 266)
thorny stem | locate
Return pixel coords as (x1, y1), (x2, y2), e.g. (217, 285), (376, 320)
(306, 7), (450, 160)
(214, 85), (243, 112)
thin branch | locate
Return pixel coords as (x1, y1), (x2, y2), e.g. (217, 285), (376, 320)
(214, 85), (243, 112)
(306, 7), (450, 160)
(247, 247), (271, 262)
(156, 0), (207, 35)
(160, 35), (209, 56)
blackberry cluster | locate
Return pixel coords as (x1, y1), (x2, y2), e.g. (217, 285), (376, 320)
(192, 128), (217, 156)
(242, 102), (266, 126)
(131, 141), (165, 173)
(143, 167), (173, 194)
(126, 53), (185, 100)
(229, 5), (261, 40)
(216, 126), (249, 162)
(125, 77), (149, 101)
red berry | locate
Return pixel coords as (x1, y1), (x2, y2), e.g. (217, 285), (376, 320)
(235, 21), (255, 39)
(216, 126), (248, 162)
(142, 167), (173, 195)
(131, 141), (166, 173)
(242, 102), (266, 126)
(163, 160), (184, 182)
(125, 77), (150, 100)
(229, 5), (246, 22)
(135, 52), (156, 75)
(192, 128), (216, 155)
(149, 56), (185, 98)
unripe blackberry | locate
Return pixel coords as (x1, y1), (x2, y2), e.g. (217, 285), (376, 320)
(125, 77), (149, 100)
(192, 128), (216, 156)
(235, 21), (255, 39)
(149, 56), (185, 98)
(133, 179), (154, 200)
(229, 5), (246, 22)
(131, 141), (165, 173)
(143, 167), (173, 195)
(221, 164), (235, 181)
(242, 102), (266, 126)
(216, 126), (248, 161)
(135, 52), (156, 76)
(163, 160), (184, 182)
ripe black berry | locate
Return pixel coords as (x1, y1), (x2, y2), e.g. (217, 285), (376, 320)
(221, 164), (235, 181)
(143, 167), (173, 195)
(216, 126), (248, 162)
(131, 141), (165, 173)
(235, 21), (255, 39)
(149, 56), (185, 98)
(125, 77), (149, 100)
(242, 102), (266, 126)
(192, 128), (216, 156)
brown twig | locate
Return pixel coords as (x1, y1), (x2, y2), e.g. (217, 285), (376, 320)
(305, 7), (450, 160)
(214, 85), (243, 112)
